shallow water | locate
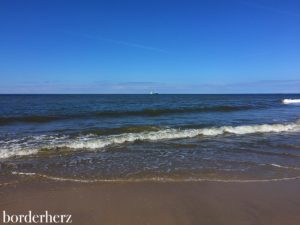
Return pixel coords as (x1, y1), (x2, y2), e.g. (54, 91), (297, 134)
(1, 94), (300, 182)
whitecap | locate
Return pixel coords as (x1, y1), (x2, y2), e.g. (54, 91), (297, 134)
(282, 99), (300, 104)
(1, 120), (300, 159)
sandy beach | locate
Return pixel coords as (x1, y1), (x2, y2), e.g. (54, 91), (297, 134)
(1, 178), (300, 225)
(1, 0), (300, 223)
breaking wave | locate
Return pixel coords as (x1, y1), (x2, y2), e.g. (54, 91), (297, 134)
(282, 99), (300, 104)
(1, 120), (300, 159)
(64, 120), (300, 149)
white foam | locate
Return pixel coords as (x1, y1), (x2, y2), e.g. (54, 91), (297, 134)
(282, 99), (300, 104)
(270, 164), (300, 170)
(10, 171), (300, 184)
(0, 148), (39, 159)
(12, 171), (36, 176)
(64, 121), (300, 150)
(0, 135), (69, 159)
(1, 120), (300, 159)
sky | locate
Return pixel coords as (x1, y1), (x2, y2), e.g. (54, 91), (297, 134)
(0, 0), (299, 93)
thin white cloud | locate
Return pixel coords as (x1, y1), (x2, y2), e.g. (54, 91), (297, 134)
(239, 0), (300, 17)
(1, 80), (300, 94)
(66, 32), (168, 53)
(99, 37), (168, 53)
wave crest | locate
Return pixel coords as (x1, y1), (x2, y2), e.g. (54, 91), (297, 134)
(282, 99), (300, 104)
(1, 120), (300, 159)
(65, 120), (300, 150)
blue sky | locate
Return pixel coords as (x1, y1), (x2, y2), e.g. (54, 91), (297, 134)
(0, 0), (299, 93)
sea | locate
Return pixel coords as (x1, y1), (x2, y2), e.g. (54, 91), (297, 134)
(1, 94), (300, 183)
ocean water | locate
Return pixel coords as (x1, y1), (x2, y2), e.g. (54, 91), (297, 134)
(1, 94), (300, 182)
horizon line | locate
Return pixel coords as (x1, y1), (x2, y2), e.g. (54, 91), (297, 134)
(0, 93), (299, 95)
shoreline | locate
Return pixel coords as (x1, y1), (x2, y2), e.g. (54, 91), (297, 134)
(1, 179), (300, 225)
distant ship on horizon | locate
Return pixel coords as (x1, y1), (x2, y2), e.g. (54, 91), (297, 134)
(150, 91), (159, 95)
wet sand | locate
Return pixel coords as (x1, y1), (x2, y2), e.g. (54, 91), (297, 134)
(1, 179), (300, 225)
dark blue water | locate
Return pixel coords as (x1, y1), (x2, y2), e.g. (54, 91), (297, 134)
(1, 94), (300, 182)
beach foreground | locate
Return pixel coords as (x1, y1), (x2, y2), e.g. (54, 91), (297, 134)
(1, 179), (300, 225)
